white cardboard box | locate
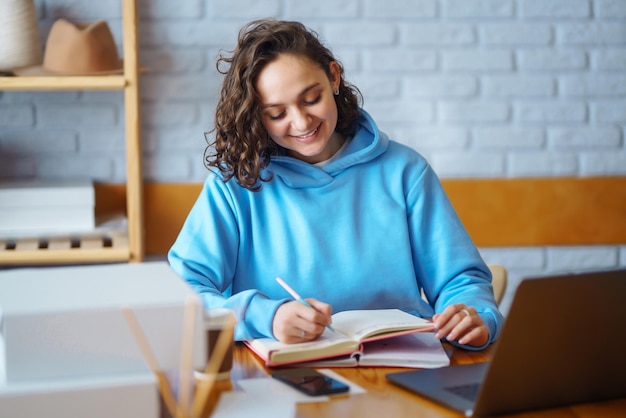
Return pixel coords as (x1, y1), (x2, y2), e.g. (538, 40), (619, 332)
(0, 179), (94, 208)
(0, 179), (96, 237)
(0, 372), (158, 418)
(0, 261), (205, 384)
(0, 206), (96, 236)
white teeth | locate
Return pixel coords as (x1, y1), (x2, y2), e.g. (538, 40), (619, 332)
(294, 126), (318, 139)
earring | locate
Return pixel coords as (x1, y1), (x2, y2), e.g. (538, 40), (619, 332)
(334, 89), (339, 95)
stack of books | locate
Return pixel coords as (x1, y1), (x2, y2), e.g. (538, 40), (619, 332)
(0, 179), (95, 238)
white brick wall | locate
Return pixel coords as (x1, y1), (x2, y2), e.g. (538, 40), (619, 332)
(479, 245), (626, 314)
(1, 0), (625, 297)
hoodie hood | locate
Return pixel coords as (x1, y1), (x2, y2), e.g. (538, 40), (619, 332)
(268, 109), (389, 188)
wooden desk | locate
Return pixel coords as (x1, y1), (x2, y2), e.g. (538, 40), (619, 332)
(205, 342), (626, 418)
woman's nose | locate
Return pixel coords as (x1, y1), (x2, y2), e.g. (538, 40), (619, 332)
(291, 108), (311, 131)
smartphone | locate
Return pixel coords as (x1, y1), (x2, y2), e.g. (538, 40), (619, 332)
(271, 368), (350, 396)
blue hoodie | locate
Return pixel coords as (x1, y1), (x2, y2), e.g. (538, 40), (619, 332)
(168, 110), (503, 348)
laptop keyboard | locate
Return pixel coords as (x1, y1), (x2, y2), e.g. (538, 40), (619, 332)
(445, 383), (480, 401)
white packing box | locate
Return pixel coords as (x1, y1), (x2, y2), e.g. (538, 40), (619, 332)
(0, 372), (158, 418)
(0, 179), (94, 208)
(0, 206), (96, 237)
(0, 261), (205, 384)
(0, 179), (95, 237)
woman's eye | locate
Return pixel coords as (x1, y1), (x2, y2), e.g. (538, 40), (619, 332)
(268, 112), (285, 121)
(304, 94), (321, 105)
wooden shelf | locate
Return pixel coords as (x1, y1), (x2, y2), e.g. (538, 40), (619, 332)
(0, 233), (130, 265)
(0, 0), (144, 265)
(0, 75), (127, 90)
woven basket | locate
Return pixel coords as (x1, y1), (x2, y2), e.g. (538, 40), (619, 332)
(0, 0), (42, 71)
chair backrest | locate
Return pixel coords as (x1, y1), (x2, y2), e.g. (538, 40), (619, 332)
(488, 264), (508, 305)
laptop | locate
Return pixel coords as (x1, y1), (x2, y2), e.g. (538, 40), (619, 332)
(387, 268), (626, 417)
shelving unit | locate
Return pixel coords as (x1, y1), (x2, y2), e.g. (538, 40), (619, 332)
(0, 0), (144, 265)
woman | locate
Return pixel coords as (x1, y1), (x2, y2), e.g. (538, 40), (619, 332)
(168, 19), (504, 349)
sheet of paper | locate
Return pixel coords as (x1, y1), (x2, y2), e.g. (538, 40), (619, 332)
(212, 392), (295, 418)
(236, 370), (366, 403)
(358, 332), (450, 368)
(318, 369), (367, 395)
(236, 377), (329, 403)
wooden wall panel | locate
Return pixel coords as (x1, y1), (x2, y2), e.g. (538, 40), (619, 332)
(442, 177), (626, 247)
(95, 177), (626, 255)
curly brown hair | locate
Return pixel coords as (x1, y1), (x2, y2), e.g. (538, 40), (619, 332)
(204, 19), (363, 191)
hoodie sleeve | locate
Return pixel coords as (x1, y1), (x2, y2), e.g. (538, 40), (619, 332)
(406, 163), (504, 349)
(168, 174), (284, 341)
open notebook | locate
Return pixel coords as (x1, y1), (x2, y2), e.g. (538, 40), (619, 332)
(387, 268), (626, 417)
(245, 309), (440, 367)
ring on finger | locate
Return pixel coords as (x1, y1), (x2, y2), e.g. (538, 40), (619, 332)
(460, 308), (470, 317)
(301, 330), (306, 339)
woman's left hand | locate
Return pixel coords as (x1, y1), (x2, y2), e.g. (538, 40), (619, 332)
(432, 304), (489, 347)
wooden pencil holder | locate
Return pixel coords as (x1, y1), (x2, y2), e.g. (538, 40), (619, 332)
(123, 298), (237, 418)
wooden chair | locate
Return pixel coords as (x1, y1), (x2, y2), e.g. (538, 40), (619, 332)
(488, 264), (508, 306)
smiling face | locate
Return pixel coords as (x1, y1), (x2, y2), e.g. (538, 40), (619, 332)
(256, 53), (344, 164)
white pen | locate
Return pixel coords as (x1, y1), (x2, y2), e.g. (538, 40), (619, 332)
(276, 276), (335, 332)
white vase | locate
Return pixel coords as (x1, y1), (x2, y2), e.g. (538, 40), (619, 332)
(0, 0), (43, 71)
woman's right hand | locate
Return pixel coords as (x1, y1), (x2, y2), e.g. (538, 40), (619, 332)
(272, 298), (332, 343)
